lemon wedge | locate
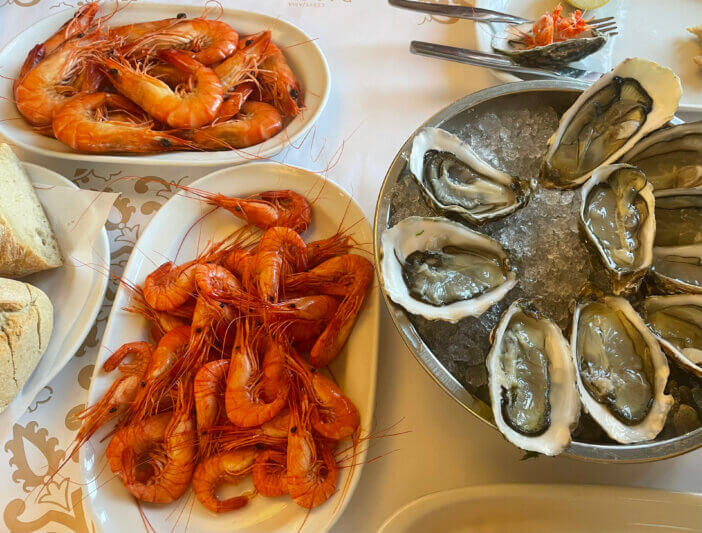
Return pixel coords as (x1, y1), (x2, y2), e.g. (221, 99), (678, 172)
(565, 0), (610, 9)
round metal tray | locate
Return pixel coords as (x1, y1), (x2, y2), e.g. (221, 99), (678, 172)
(373, 79), (702, 463)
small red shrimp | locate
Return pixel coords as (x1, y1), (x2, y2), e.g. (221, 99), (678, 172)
(192, 449), (257, 513)
(217, 81), (256, 121)
(254, 227), (307, 303)
(102, 341), (153, 375)
(286, 255), (374, 367)
(194, 359), (230, 456)
(14, 2), (101, 96)
(142, 261), (197, 311)
(190, 101), (282, 150)
(286, 397), (338, 509)
(52, 92), (193, 153)
(259, 190), (311, 234)
(214, 31), (271, 92)
(258, 42), (304, 118)
(123, 18), (239, 65)
(252, 449), (288, 497)
(108, 394), (197, 503)
(225, 319), (289, 427)
(15, 32), (111, 126)
(309, 373), (359, 440)
(267, 295), (340, 324)
(103, 49), (223, 128)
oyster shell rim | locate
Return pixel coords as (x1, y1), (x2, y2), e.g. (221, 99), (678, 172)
(379, 216), (517, 323)
(579, 163), (655, 295)
(486, 298), (581, 456)
(570, 294), (673, 444)
(541, 58), (682, 189)
(407, 126), (530, 225)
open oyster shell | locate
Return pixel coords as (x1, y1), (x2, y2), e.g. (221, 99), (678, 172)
(621, 122), (702, 191)
(408, 127), (530, 225)
(579, 164), (655, 295)
(487, 299), (580, 455)
(570, 289), (673, 443)
(651, 245), (702, 294)
(541, 58), (681, 189)
(492, 23), (607, 67)
(643, 295), (702, 377)
(654, 188), (702, 248)
(379, 216), (517, 323)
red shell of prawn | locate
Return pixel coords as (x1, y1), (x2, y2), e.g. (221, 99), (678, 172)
(524, 4), (590, 49)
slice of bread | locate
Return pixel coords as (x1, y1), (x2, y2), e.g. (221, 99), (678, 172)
(0, 143), (62, 278)
(0, 278), (54, 413)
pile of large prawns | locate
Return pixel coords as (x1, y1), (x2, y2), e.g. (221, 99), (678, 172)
(13, 2), (303, 153)
(71, 185), (374, 514)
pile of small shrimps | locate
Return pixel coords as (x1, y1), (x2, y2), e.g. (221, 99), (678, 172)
(13, 2), (304, 153)
(71, 185), (374, 514)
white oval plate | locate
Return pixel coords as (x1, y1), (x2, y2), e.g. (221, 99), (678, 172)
(474, 0), (702, 112)
(378, 484), (702, 533)
(0, 2), (330, 166)
(81, 162), (379, 533)
(0, 163), (110, 432)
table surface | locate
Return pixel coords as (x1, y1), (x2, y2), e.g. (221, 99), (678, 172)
(1, 1), (702, 532)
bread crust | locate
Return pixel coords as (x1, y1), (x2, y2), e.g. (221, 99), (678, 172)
(0, 278), (54, 413)
(0, 218), (61, 277)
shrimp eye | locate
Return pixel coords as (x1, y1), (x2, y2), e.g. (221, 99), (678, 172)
(141, 381), (146, 387)
(269, 296), (274, 302)
(108, 68), (118, 76)
(310, 367), (316, 373)
(245, 39), (253, 46)
(76, 32), (85, 38)
(255, 443), (263, 450)
(220, 302), (225, 308)
(290, 88), (299, 100)
(196, 327), (202, 333)
(290, 426), (297, 434)
(177, 12), (187, 18)
(159, 138), (172, 147)
(235, 206), (241, 212)
(109, 406), (117, 413)
(289, 303), (296, 309)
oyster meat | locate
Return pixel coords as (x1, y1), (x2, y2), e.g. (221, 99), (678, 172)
(570, 289), (672, 443)
(654, 188), (702, 247)
(487, 299), (580, 455)
(651, 245), (702, 294)
(492, 23), (606, 67)
(380, 216), (517, 322)
(408, 127), (529, 225)
(541, 58), (681, 189)
(621, 122), (702, 191)
(643, 295), (702, 377)
(579, 164), (655, 294)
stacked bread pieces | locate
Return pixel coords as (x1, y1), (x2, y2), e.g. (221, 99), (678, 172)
(0, 143), (60, 413)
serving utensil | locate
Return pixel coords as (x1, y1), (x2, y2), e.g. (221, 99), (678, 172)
(389, 0), (618, 37)
(410, 41), (604, 83)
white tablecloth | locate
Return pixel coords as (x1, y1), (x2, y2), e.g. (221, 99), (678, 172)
(1, 1), (701, 531)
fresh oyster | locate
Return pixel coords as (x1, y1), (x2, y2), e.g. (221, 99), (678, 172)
(579, 164), (655, 294)
(408, 127), (530, 225)
(570, 288), (672, 443)
(379, 216), (517, 322)
(541, 58), (681, 189)
(621, 122), (702, 191)
(492, 23), (606, 67)
(654, 188), (702, 247)
(643, 295), (702, 377)
(487, 299), (580, 455)
(651, 245), (702, 294)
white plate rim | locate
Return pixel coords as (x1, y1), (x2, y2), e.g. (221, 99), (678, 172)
(378, 483), (702, 533)
(22, 161), (110, 390)
(0, 2), (331, 166)
(81, 161), (379, 533)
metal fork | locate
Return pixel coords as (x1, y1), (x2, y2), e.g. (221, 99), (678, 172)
(389, 0), (618, 36)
